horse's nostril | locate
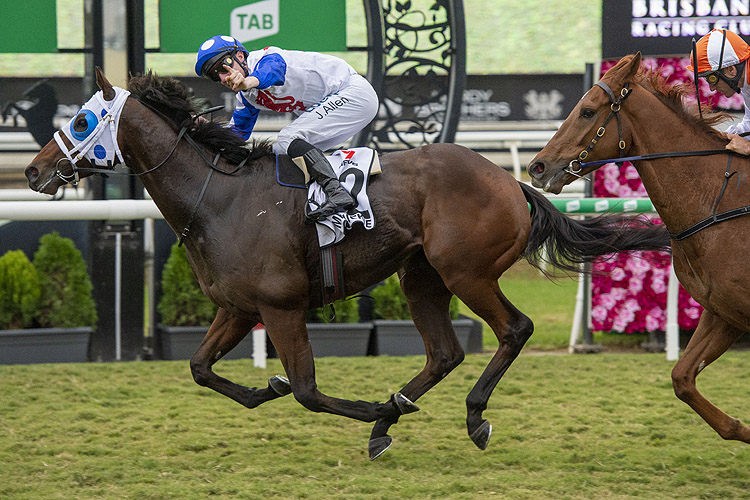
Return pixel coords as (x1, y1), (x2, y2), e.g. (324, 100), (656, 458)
(529, 162), (545, 177)
(25, 165), (39, 180)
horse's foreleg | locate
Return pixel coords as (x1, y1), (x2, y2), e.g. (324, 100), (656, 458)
(369, 258), (464, 459)
(260, 305), (407, 423)
(461, 282), (533, 450)
(671, 311), (750, 442)
(190, 308), (291, 409)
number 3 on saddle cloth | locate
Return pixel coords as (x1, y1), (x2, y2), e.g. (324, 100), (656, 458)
(275, 147), (381, 248)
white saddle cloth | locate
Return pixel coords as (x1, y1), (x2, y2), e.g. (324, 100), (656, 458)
(308, 147), (378, 248)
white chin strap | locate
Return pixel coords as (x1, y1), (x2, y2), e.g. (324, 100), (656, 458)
(53, 88), (130, 185)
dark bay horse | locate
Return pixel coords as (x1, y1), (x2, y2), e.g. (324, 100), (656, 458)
(25, 69), (669, 458)
(528, 52), (750, 444)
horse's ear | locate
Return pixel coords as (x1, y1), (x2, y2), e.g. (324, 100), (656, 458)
(625, 52), (642, 79)
(604, 53), (643, 85)
(95, 66), (116, 101)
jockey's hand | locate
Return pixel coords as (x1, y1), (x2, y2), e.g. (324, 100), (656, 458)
(222, 64), (260, 92)
(725, 133), (750, 156)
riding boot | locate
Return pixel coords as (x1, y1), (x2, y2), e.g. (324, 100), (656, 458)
(290, 141), (356, 221)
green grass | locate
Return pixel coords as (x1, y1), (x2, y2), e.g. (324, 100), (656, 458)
(1, 353), (749, 499)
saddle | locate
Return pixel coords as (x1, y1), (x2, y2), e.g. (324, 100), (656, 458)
(276, 148), (382, 303)
(275, 149), (382, 188)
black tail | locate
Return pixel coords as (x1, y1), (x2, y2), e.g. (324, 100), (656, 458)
(519, 182), (671, 274)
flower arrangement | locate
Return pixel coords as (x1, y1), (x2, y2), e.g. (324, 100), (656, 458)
(588, 56), (731, 333)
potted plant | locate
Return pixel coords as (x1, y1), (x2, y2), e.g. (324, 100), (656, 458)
(0, 233), (96, 364)
(306, 296), (372, 357)
(371, 274), (478, 356)
(156, 242), (253, 360)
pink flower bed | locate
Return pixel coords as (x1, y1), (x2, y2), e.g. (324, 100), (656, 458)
(590, 57), (740, 333)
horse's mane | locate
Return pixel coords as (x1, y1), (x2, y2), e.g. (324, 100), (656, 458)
(635, 69), (731, 141)
(127, 72), (273, 165)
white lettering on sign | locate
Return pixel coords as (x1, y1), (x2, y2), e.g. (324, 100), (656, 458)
(231, 0), (279, 44)
(459, 89), (511, 120)
(629, 0), (750, 38)
(411, 91), (512, 121)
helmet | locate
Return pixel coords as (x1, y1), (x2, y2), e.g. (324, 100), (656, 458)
(687, 29), (750, 75)
(195, 35), (249, 78)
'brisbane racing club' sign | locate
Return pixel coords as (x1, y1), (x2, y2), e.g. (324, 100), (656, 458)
(602, 0), (750, 58)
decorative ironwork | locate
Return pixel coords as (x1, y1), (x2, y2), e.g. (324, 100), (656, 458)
(353, 0), (465, 150)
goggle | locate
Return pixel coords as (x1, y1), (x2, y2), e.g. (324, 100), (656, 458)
(205, 55), (235, 82)
(700, 30), (729, 87)
(702, 71), (720, 85)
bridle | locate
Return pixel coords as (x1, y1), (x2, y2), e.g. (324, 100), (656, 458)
(45, 89), (131, 191)
(565, 81), (632, 178)
(560, 79), (750, 241)
(47, 95), (249, 245)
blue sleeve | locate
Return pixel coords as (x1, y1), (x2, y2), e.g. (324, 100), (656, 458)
(250, 53), (287, 89)
(230, 94), (260, 140)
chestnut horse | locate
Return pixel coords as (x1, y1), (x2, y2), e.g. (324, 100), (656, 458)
(25, 69), (669, 459)
(529, 52), (750, 444)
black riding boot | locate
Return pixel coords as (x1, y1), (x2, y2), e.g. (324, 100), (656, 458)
(288, 139), (356, 221)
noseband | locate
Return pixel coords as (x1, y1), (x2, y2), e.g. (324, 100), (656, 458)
(565, 81), (632, 178)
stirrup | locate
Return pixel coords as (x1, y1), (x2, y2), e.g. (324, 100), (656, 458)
(306, 200), (346, 221)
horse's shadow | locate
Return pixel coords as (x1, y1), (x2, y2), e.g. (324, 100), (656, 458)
(2, 79), (58, 147)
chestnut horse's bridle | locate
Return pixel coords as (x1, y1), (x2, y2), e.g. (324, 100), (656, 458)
(563, 80), (750, 241)
(565, 81), (632, 178)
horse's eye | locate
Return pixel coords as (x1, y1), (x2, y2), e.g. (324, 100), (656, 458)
(581, 108), (596, 119)
(73, 114), (89, 132)
(69, 109), (99, 141)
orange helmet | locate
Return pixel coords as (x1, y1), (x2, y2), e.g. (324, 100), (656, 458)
(687, 29), (750, 75)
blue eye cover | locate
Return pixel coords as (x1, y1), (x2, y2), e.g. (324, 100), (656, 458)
(70, 109), (99, 141)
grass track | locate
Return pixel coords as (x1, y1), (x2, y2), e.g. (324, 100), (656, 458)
(2, 352), (749, 499)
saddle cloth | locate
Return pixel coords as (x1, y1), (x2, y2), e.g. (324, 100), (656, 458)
(308, 148), (379, 248)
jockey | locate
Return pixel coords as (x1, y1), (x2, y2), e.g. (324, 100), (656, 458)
(687, 29), (750, 155)
(195, 35), (379, 221)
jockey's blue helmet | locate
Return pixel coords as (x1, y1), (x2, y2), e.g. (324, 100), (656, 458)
(195, 35), (249, 78)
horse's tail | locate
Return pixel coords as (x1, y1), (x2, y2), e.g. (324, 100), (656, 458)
(518, 182), (670, 274)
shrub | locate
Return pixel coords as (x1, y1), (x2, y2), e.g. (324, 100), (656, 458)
(158, 242), (217, 326)
(0, 250), (41, 329)
(372, 273), (460, 320)
(308, 296), (360, 323)
(33, 232), (97, 329)
(372, 274), (410, 320)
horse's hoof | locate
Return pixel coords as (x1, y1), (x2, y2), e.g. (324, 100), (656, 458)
(268, 375), (292, 396)
(469, 420), (492, 450)
(391, 392), (419, 415)
(368, 435), (392, 460)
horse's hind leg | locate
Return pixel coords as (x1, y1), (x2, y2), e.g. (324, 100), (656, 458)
(190, 308), (292, 409)
(369, 255), (465, 459)
(259, 305), (409, 421)
(461, 281), (534, 450)
(671, 310), (750, 442)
